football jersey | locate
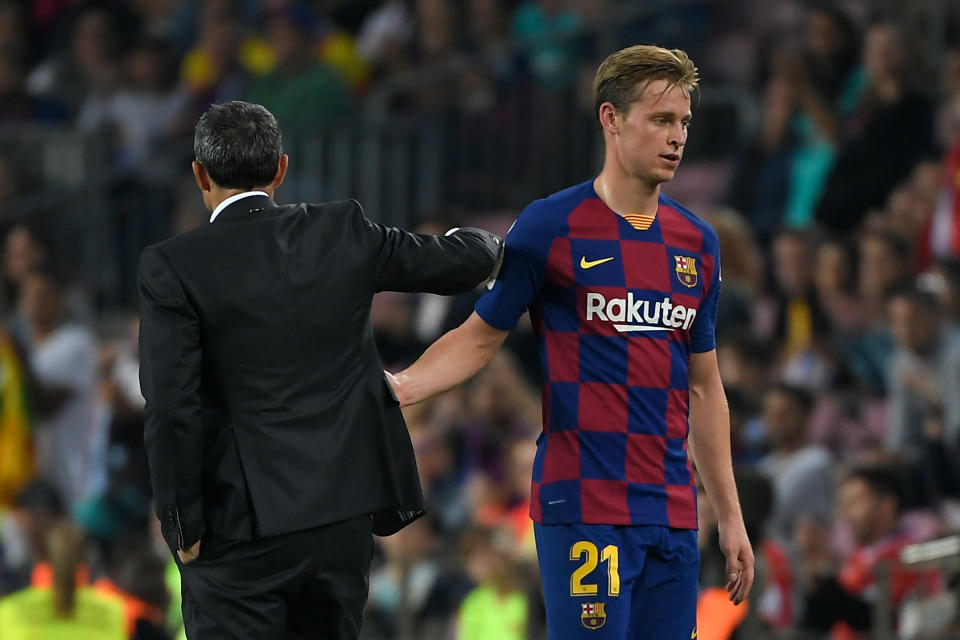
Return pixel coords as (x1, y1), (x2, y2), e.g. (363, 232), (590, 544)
(475, 179), (721, 529)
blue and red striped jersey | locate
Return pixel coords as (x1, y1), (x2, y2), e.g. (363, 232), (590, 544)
(475, 179), (721, 529)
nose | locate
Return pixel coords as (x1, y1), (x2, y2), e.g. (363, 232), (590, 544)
(669, 123), (686, 149)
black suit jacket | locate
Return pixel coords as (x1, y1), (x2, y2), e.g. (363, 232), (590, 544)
(138, 194), (500, 553)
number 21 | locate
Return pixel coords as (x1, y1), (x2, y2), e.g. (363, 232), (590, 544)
(570, 541), (620, 596)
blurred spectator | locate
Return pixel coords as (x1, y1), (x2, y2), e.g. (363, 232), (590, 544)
(0, 521), (126, 639)
(356, 0), (414, 72)
(179, 3), (268, 108)
(93, 538), (170, 640)
(886, 286), (960, 455)
(728, 4), (863, 236)
(245, 4), (351, 130)
(1, 480), (65, 591)
(0, 51), (66, 123)
(456, 526), (531, 640)
(367, 516), (473, 639)
(78, 38), (190, 175)
(96, 316), (148, 495)
(26, 7), (122, 118)
(816, 24), (935, 233)
(770, 228), (830, 362)
(0, 325), (35, 506)
(781, 4), (863, 228)
(709, 208), (761, 340)
(814, 236), (862, 331)
(19, 264), (100, 507)
(3, 223), (53, 315)
(1, 223), (95, 331)
(858, 227), (912, 319)
(758, 384), (834, 540)
(512, 0), (582, 91)
(799, 465), (943, 640)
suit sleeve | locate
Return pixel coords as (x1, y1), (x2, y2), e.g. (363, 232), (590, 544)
(138, 245), (205, 553)
(355, 202), (502, 294)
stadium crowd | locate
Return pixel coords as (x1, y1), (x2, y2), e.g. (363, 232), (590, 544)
(0, 0), (959, 638)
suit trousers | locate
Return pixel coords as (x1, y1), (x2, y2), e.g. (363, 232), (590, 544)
(179, 514), (374, 640)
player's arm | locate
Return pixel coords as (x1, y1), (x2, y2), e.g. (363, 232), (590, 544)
(687, 239), (753, 605)
(390, 312), (508, 406)
(688, 349), (753, 604)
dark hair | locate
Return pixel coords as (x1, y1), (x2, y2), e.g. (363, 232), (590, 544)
(194, 101), (282, 190)
(890, 284), (942, 312)
(844, 464), (903, 509)
(768, 382), (814, 415)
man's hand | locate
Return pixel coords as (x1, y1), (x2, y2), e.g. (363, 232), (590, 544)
(178, 540), (201, 565)
(718, 518), (754, 605)
(387, 313), (509, 407)
(384, 370), (408, 406)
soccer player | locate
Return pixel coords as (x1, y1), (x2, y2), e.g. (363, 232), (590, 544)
(389, 45), (753, 639)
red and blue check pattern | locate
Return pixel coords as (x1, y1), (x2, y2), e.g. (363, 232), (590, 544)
(476, 180), (721, 529)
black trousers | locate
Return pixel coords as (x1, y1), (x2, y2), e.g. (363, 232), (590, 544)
(179, 514), (374, 640)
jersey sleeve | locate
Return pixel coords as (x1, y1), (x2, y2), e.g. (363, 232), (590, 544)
(690, 229), (721, 353)
(474, 201), (553, 331)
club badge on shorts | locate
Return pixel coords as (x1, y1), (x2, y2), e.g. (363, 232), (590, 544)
(674, 255), (698, 288)
(580, 602), (606, 630)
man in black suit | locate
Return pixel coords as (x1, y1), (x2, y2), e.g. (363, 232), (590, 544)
(138, 101), (501, 639)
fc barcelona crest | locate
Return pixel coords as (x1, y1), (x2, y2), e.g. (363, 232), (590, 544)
(581, 602), (607, 630)
(674, 255), (698, 288)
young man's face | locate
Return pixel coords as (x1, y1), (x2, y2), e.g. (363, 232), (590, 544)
(610, 79), (692, 187)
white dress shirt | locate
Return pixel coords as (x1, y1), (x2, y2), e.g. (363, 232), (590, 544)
(209, 191), (270, 223)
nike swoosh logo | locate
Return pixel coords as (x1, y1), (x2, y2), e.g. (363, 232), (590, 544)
(580, 256), (615, 269)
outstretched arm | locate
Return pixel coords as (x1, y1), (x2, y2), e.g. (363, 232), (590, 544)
(389, 312), (508, 406)
(688, 349), (754, 605)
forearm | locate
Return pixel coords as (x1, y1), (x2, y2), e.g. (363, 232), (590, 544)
(394, 313), (506, 406)
(689, 378), (742, 523)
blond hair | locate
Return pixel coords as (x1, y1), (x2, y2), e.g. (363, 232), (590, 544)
(593, 45), (699, 126)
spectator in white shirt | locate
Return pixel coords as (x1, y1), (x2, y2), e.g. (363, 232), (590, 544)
(759, 383), (836, 540)
(20, 264), (100, 507)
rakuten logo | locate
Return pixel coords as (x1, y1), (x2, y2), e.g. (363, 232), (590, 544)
(585, 292), (696, 333)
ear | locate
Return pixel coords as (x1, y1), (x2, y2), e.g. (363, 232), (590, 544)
(272, 154), (289, 188)
(192, 161), (212, 192)
(598, 102), (620, 136)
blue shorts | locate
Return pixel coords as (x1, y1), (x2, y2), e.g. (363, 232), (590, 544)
(534, 523), (699, 640)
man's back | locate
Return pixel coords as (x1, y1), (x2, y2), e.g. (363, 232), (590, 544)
(139, 194), (499, 550)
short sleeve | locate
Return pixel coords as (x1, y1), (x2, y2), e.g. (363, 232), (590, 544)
(475, 201), (553, 331)
(689, 231), (721, 353)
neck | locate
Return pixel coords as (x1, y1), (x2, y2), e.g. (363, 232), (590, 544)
(594, 164), (660, 216)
